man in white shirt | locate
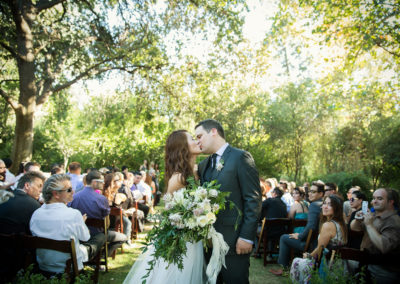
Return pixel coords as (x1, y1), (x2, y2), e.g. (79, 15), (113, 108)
(30, 174), (105, 274)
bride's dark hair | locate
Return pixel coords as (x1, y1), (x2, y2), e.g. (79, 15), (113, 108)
(164, 130), (193, 188)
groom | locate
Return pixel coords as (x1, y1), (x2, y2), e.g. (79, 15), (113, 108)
(195, 119), (261, 284)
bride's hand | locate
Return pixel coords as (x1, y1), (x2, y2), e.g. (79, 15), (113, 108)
(194, 164), (199, 180)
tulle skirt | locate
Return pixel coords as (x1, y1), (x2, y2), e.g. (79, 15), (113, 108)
(123, 241), (205, 284)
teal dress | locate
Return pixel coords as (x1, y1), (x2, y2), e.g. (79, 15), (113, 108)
(293, 201), (308, 234)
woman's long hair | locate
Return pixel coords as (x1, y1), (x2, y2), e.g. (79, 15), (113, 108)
(103, 173), (116, 202)
(164, 130), (193, 189)
(320, 195), (347, 243)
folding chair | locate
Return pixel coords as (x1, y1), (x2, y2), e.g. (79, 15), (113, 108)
(85, 217), (109, 275)
(262, 218), (291, 266)
(110, 207), (124, 258)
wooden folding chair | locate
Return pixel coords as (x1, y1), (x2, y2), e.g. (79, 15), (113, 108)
(131, 202), (140, 240)
(110, 207), (124, 258)
(253, 218), (266, 258)
(85, 217), (109, 275)
(0, 234), (80, 283)
(262, 218), (291, 266)
(22, 234), (79, 281)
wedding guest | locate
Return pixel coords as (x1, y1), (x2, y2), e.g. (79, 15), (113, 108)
(0, 171), (46, 282)
(259, 187), (287, 260)
(139, 160), (148, 171)
(11, 161), (41, 190)
(289, 187), (309, 234)
(280, 180), (294, 213)
(67, 162), (84, 192)
(0, 158), (16, 190)
(324, 182), (338, 197)
(270, 181), (324, 275)
(351, 188), (400, 283)
(132, 171), (150, 219)
(290, 195), (347, 283)
(69, 170), (127, 256)
(346, 190), (366, 249)
(30, 174), (105, 275)
(343, 186), (361, 219)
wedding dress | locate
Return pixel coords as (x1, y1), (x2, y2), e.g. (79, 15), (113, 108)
(123, 240), (205, 284)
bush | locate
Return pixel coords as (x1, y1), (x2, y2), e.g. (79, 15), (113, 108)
(313, 171), (372, 200)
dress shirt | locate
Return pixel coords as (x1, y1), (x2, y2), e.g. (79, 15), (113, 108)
(69, 186), (110, 234)
(281, 192), (294, 213)
(213, 143), (229, 167)
(30, 203), (90, 272)
(67, 173), (84, 192)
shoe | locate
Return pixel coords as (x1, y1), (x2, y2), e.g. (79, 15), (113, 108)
(269, 268), (283, 276)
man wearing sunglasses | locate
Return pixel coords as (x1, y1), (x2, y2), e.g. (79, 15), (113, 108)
(270, 180), (324, 276)
(30, 174), (106, 275)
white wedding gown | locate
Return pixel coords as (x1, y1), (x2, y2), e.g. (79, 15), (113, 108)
(123, 241), (205, 284)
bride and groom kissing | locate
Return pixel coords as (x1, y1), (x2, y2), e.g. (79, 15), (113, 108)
(124, 119), (262, 284)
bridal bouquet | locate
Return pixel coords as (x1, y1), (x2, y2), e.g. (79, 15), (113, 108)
(143, 177), (238, 282)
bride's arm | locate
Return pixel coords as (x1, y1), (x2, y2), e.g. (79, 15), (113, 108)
(193, 164), (199, 181)
(167, 173), (185, 194)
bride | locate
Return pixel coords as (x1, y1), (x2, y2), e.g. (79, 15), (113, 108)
(123, 130), (205, 284)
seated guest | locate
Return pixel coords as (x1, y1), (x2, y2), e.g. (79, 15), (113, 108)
(114, 172), (134, 245)
(69, 170), (127, 256)
(67, 162), (84, 192)
(290, 195), (347, 283)
(30, 174), (106, 275)
(0, 159), (16, 190)
(289, 187), (309, 234)
(343, 186), (361, 219)
(0, 171), (45, 282)
(11, 161), (41, 190)
(346, 190), (366, 249)
(280, 180), (294, 213)
(259, 187), (287, 259)
(351, 188), (400, 284)
(270, 181), (324, 275)
(132, 171), (150, 219)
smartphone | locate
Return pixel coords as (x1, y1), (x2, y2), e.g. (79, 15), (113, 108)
(362, 201), (369, 214)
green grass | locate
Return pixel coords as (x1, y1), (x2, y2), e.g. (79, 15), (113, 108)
(98, 203), (288, 283)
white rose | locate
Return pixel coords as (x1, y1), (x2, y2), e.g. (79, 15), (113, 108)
(196, 187), (207, 198)
(173, 189), (185, 204)
(169, 213), (182, 223)
(203, 202), (211, 212)
(163, 193), (172, 202)
(209, 189), (218, 198)
(196, 216), (208, 227)
(185, 218), (197, 229)
(193, 207), (204, 216)
(206, 212), (216, 224)
(212, 204), (220, 212)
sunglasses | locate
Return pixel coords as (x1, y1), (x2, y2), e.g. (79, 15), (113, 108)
(59, 187), (73, 193)
(309, 190), (318, 194)
(350, 197), (359, 202)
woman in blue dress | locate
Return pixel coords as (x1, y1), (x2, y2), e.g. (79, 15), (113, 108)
(289, 187), (309, 234)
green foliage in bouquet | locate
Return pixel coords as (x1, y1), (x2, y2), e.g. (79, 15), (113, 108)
(142, 177), (240, 282)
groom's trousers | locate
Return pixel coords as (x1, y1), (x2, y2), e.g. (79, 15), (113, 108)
(206, 250), (250, 284)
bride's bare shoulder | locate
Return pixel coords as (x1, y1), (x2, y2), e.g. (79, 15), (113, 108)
(167, 173), (185, 194)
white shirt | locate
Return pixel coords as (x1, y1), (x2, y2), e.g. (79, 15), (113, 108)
(137, 181), (152, 204)
(281, 192), (294, 213)
(213, 143), (229, 167)
(30, 203), (90, 273)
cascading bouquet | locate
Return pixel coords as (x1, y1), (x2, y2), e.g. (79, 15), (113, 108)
(142, 177), (240, 283)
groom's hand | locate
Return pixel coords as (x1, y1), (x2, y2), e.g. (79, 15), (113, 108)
(236, 239), (253, 255)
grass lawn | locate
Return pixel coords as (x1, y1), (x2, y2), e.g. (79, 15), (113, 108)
(98, 223), (288, 284)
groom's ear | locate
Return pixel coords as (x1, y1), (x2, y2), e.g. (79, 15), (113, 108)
(210, 128), (218, 136)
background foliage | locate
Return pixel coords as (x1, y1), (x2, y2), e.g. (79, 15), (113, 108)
(1, 0), (399, 193)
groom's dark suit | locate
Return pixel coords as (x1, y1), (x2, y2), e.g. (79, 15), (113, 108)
(199, 145), (261, 284)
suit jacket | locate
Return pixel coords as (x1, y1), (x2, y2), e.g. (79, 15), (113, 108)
(298, 198), (322, 241)
(198, 145), (262, 254)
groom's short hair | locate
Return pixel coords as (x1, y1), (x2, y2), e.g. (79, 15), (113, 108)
(195, 119), (225, 139)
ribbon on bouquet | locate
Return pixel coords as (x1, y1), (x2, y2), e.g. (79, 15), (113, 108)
(206, 227), (229, 284)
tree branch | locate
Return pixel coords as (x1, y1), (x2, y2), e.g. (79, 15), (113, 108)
(0, 88), (20, 111)
(0, 41), (18, 59)
(35, 0), (67, 12)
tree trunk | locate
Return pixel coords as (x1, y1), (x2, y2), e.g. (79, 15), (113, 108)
(9, 1), (37, 174)
(11, 108), (34, 173)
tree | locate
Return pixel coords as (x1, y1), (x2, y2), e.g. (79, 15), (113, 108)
(0, 0), (246, 173)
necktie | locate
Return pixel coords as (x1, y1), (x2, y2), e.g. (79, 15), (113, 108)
(211, 153), (218, 170)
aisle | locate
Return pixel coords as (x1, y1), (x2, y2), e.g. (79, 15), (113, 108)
(97, 220), (287, 284)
